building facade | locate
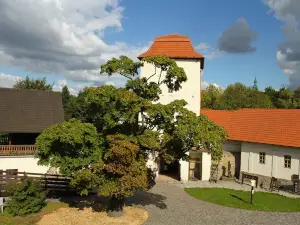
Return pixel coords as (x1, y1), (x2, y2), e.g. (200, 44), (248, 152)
(139, 34), (208, 181)
(202, 109), (300, 187)
(0, 88), (64, 173)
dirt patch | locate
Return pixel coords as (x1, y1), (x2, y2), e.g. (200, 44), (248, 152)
(37, 206), (148, 225)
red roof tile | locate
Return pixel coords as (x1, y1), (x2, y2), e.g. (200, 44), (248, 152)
(201, 109), (300, 148)
(138, 34), (204, 69)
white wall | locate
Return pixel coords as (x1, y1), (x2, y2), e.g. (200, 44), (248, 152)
(201, 152), (211, 180)
(140, 59), (202, 116)
(146, 153), (159, 178)
(241, 142), (300, 180)
(141, 58), (202, 181)
(0, 156), (50, 174)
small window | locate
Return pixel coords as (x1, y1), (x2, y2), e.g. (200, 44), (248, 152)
(284, 155), (291, 168)
(259, 152), (265, 164)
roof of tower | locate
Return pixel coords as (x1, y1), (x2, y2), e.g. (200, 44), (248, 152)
(138, 34), (205, 69)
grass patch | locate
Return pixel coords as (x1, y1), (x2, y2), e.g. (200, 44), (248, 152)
(185, 188), (300, 212)
(0, 202), (69, 225)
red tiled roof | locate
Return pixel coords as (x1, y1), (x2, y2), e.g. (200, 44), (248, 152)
(201, 109), (300, 148)
(138, 34), (204, 69)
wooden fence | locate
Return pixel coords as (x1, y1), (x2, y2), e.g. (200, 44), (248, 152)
(0, 170), (73, 196)
(0, 145), (36, 156)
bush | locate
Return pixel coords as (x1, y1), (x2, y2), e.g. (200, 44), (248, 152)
(4, 176), (47, 216)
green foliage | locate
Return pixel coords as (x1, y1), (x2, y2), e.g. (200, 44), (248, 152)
(70, 134), (150, 198)
(35, 119), (103, 177)
(100, 56), (143, 80)
(202, 83), (300, 110)
(218, 83), (273, 109)
(13, 75), (53, 91)
(101, 55), (187, 97)
(73, 86), (143, 134)
(99, 134), (149, 197)
(4, 177), (46, 216)
(144, 100), (227, 161)
(201, 85), (223, 109)
(126, 78), (161, 101)
(61, 85), (74, 120)
(294, 86), (300, 108)
(62, 86), (70, 108)
(36, 55), (227, 202)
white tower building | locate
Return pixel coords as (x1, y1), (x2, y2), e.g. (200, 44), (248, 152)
(138, 34), (210, 181)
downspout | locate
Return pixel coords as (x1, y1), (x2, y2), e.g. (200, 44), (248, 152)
(248, 151), (250, 173)
(271, 153), (274, 177)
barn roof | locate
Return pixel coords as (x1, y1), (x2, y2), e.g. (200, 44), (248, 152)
(0, 88), (64, 133)
(201, 109), (300, 148)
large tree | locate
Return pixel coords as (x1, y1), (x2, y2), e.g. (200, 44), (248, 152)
(13, 75), (53, 91)
(36, 55), (227, 216)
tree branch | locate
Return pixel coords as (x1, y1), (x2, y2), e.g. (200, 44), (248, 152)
(158, 69), (163, 85)
(146, 66), (157, 81)
(121, 73), (133, 80)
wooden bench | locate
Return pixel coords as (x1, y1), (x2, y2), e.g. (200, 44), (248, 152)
(241, 173), (258, 188)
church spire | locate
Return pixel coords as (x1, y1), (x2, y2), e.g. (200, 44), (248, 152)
(253, 77), (258, 91)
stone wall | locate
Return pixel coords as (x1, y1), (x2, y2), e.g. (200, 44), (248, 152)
(241, 171), (293, 190)
(211, 151), (236, 180)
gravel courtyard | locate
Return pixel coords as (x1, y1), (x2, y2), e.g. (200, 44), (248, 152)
(127, 181), (300, 225)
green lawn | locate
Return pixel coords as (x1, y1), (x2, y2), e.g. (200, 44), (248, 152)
(0, 202), (69, 225)
(185, 188), (300, 212)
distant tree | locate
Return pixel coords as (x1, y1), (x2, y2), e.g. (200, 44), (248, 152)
(62, 86), (70, 106)
(13, 75), (53, 91)
(61, 85), (73, 120)
(201, 85), (223, 109)
(219, 83), (272, 110)
(218, 83), (249, 110)
(265, 86), (277, 101)
(246, 89), (273, 108)
(294, 86), (300, 108)
(276, 88), (295, 108)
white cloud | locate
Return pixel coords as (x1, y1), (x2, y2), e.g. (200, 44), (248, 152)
(57, 79), (67, 87)
(0, 73), (21, 88)
(195, 43), (210, 50)
(53, 79), (92, 95)
(0, 0), (148, 84)
(264, 0), (300, 89)
(195, 43), (223, 60)
(202, 81), (223, 90)
(105, 81), (116, 86)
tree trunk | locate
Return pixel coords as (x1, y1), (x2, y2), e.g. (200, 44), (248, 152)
(107, 195), (125, 217)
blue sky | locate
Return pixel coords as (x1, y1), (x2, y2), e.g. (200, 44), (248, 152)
(0, 0), (299, 94)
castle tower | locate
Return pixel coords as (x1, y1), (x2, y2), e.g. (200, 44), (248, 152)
(138, 34), (208, 181)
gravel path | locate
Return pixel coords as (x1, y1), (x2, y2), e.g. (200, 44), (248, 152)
(127, 182), (300, 225)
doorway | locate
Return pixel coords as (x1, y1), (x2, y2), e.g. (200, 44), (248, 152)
(159, 159), (180, 181)
(232, 152), (241, 179)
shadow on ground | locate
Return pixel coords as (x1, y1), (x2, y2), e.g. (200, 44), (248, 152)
(56, 189), (167, 213)
(229, 194), (248, 204)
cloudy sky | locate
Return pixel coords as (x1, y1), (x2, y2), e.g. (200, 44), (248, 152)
(0, 0), (299, 94)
